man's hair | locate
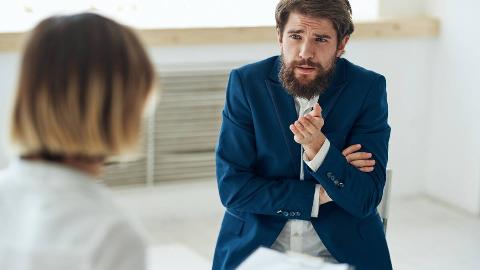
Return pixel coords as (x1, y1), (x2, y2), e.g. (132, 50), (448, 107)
(10, 13), (155, 158)
(275, 0), (354, 44)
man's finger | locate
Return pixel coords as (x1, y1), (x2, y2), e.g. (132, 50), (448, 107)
(350, 159), (376, 168)
(359, 167), (374, 172)
(346, 152), (372, 162)
(305, 114), (324, 130)
(290, 124), (306, 144)
(299, 117), (318, 134)
(290, 124), (307, 144)
(294, 121), (312, 138)
(342, 144), (361, 156)
(290, 124), (303, 137)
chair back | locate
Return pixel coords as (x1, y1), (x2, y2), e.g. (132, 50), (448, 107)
(378, 169), (392, 233)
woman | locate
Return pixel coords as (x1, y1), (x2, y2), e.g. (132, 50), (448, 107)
(0, 13), (155, 269)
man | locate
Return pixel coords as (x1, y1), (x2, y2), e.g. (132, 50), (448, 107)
(213, 1), (392, 269)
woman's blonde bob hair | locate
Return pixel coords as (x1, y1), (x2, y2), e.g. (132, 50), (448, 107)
(10, 13), (155, 158)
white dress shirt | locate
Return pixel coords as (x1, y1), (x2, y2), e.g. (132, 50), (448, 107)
(271, 95), (336, 260)
(0, 159), (146, 270)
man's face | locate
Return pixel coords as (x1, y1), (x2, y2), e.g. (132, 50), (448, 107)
(278, 12), (348, 99)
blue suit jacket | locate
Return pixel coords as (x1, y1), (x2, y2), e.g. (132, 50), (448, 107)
(213, 56), (392, 270)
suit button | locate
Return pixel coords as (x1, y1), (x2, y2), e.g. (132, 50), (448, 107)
(338, 182), (344, 188)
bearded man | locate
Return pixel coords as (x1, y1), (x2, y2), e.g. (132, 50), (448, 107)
(213, 1), (392, 269)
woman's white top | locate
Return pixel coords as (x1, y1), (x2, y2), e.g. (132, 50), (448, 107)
(0, 159), (146, 270)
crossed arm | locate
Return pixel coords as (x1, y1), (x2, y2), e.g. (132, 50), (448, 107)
(290, 103), (376, 205)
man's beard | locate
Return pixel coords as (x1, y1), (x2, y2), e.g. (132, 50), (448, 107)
(279, 54), (336, 100)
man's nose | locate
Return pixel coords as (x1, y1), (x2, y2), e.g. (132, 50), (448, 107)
(299, 41), (314, 60)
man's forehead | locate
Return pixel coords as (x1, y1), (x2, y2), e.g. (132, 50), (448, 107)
(285, 12), (335, 34)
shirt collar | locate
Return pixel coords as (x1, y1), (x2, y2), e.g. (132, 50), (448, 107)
(295, 95), (319, 113)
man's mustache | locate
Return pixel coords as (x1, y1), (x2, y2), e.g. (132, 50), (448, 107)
(290, 59), (323, 68)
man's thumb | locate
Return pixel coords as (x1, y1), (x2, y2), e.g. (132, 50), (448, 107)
(310, 103), (322, 117)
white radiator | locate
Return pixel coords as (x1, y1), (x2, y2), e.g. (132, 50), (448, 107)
(103, 64), (238, 186)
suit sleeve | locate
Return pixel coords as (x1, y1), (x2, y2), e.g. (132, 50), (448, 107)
(306, 75), (391, 218)
(216, 69), (316, 221)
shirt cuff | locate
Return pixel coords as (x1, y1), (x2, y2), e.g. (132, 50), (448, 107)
(311, 184), (321, 218)
(304, 138), (330, 172)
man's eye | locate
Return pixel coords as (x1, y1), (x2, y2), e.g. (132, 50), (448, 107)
(289, 34), (301, 40)
(316, 38), (328, 42)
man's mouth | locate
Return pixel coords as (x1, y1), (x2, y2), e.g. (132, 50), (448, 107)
(295, 65), (316, 74)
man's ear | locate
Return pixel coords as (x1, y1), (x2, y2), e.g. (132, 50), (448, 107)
(336, 35), (350, 57)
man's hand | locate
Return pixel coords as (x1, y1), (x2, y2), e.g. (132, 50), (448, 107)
(342, 144), (376, 172)
(289, 103), (326, 160)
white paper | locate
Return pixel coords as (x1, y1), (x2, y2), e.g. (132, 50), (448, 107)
(238, 247), (350, 270)
(147, 244), (210, 270)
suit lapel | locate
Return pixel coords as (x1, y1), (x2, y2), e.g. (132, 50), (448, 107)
(318, 58), (348, 121)
(266, 77), (301, 175)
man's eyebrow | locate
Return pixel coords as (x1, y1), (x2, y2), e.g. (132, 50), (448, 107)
(286, 30), (333, 39)
(314, 34), (332, 39)
(287, 29), (305, 34)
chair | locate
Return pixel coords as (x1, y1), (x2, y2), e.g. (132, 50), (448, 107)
(377, 169), (392, 234)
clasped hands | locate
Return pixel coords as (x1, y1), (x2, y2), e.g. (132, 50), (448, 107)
(289, 104), (376, 205)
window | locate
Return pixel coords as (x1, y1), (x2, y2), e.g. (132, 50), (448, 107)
(1, 0), (379, 32)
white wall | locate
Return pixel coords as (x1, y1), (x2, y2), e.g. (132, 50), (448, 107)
(423, 0), (480, 214)
(379, 0), (427, 17)
(0, 53), (20, 168)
